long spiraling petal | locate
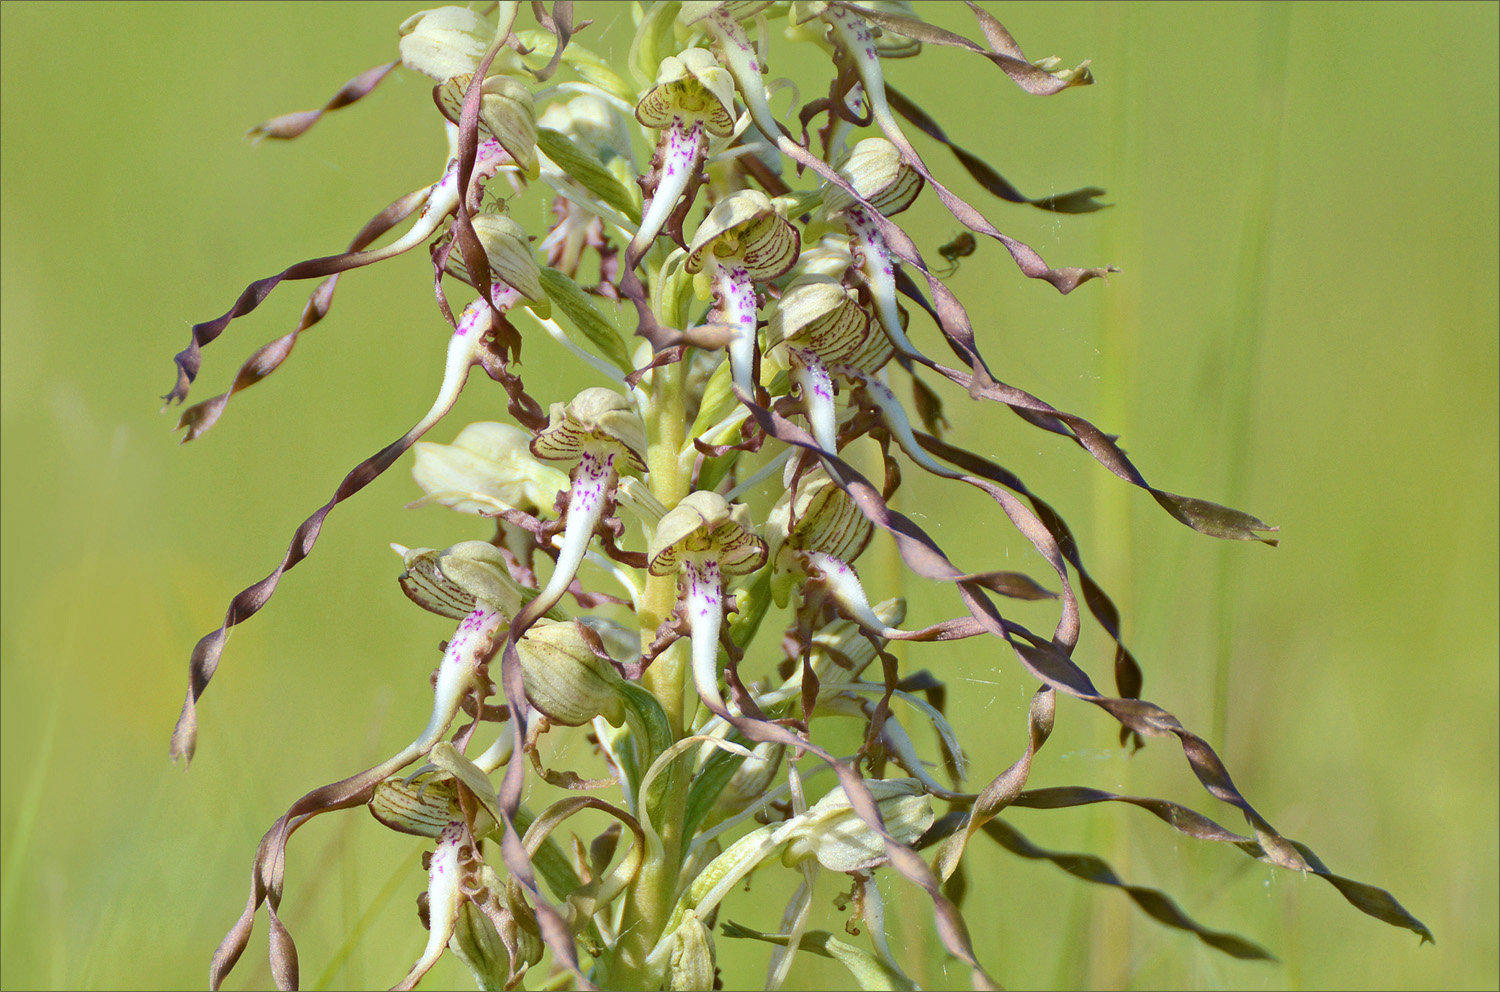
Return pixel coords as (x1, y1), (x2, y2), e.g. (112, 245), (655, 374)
(169, 303), (492, 763)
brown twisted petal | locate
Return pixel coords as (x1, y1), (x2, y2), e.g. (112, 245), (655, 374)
(908, 426), (1146, 740)
(883, 84), (1107, 214)
(684, 626), (997, 988)
(1008, 788), (1433, 943)
(907, 810), (1272, 961)
(648, 491), (767, 576)
(933, 686), (1053, 882)
(768, 275), (891, 374)
(173, 184), (432, 440)
(171, 315), (496, 765)
(246, 61), (399, 143)
(429, 34), (598, 992)
(530, 387), (647, 470)
(164, 184), (441, 410)
(633, 48), (737, 137)
(847, 0), (1095, 96)
(735, 394), (1312, 871)
(824, 137), (924, 217)
(684, 190), (801, 280)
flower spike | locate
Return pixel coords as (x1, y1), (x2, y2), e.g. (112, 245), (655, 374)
(172, 7), (1430, 989)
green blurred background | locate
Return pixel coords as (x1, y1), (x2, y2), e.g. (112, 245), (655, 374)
(2, 2), (1495, 989)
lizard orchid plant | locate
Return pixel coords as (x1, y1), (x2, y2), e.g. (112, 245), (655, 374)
(164, 3), (1430, 990)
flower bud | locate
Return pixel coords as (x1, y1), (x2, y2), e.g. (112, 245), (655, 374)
(468, 213), (549, 316)
(450, 900), (511, 991)
(397, 542), (526, 620)
(667, 911), (717, 992)
(503, 876), (546, 970)
(439, 74), (540, 178)
(399, 7), (496, 81)
(780, 778), (934, 873)
(766, 470), (874, 607)
(538, 94), (635, 172)
(517, 620), (627, 726)
(715, 741), (784, 817)
(792, 234), (856, 281)
(824, 137), (924, 217)
(412, 421), (569, 516)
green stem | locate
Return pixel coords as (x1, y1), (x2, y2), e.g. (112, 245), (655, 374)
(614, 355), (691, 987)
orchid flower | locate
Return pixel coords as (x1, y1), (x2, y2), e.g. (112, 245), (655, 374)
(822, 137), (925, 357)
(628, 48), (738, 264)
(683, 189), (801, 397)
(765, 274), (892, 453)
(527, 387), (647, 619)
(647, 491), (768, 712)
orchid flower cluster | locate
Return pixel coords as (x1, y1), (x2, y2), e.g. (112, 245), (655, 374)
(165, 3), (1430, 990)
